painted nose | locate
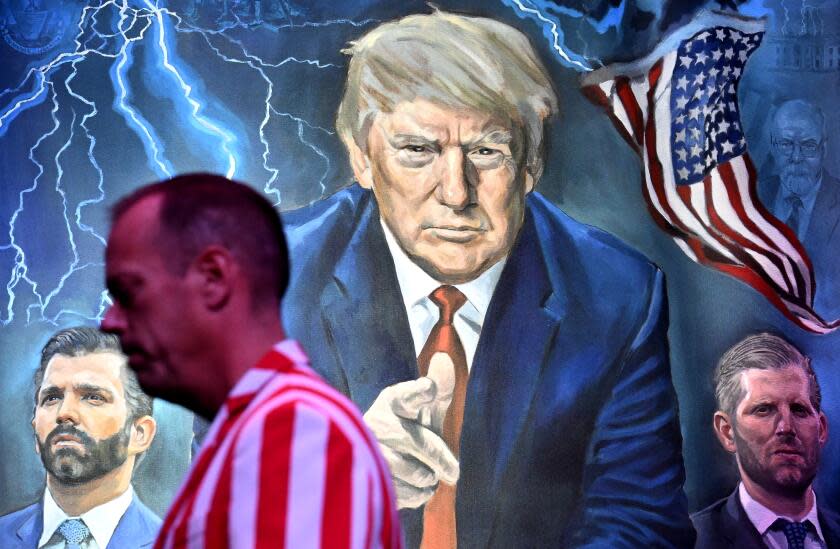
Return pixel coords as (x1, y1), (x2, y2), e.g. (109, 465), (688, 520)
(56, 397), (81, 425)
(436, 148), (472, 210)
(775, 408), (797, 436)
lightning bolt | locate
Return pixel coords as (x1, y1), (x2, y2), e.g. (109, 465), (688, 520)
(502, 0), (612, 72)
(144, 0), (239, 178)
(171, 12), (338, 204)
(781, 1), (792, 35)
(0, 1), (370, 326)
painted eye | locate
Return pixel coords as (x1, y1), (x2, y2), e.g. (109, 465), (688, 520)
(404, 145), (429, 154)
(476, 147), (497, 155)
(791, 404), (810, 417)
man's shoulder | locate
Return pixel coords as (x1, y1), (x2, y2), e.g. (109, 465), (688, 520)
(690, 494), (735, 547)
(283, 185), (367, 249)
(818, 503), (840, 545)
(526, 191), (661, 287)
(757, 173), (781, 206)
(0, 501), (40, 529)
(125, 496), (162, 530)
(108, 495), (161, 547)
(690, 494), (730, 527)
(0, 501), (41, 545)
(245, 366), (372, 447)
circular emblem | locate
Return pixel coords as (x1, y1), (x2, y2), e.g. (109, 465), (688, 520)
(1, 1), (67, 56)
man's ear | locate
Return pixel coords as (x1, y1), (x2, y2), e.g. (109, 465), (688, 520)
(33, 418), (40, 455)
(128, 415), (157, 456)
(347, 139), (374, 189)
(713, 411), (737, 453)
(819, 411), (829, 447)
(188, 246), (236, 311)
(524, 170), (535, 194)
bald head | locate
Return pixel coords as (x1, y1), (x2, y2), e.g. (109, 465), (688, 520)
(772, 100), (824, 137)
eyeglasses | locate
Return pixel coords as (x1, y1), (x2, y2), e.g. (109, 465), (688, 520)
(772, 138), (823, 158)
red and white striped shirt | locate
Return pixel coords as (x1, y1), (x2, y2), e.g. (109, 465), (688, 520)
(154, 340), (401, 549)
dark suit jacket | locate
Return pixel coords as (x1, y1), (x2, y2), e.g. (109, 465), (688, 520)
(0, 494), (161, 548)
(691, 488), (840, 548)
(758, 171), (840, 317)
(282, 185), (695, 548)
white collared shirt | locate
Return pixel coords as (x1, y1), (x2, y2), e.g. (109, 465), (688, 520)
(739, 482), (826, 548)
(39, 486), (134, 549)
(381, 219), (505, 370)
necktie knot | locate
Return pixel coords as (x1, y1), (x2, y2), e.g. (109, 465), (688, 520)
(429, 285), (466, 324)
(786, 194), (804, 210)
(772, 518), (809, 549)
(58, 518), (90, 547)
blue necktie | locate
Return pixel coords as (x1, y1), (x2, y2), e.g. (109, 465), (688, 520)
(773, 518), (809, 549)
(58, 518), (90, 549)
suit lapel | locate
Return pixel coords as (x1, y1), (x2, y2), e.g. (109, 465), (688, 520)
(457, 211), (565, 547)
(15, 502), (43, 548)
(107, 499), (155, 548)
(817, 506), (840, 549)
(721, 489), (768, 549)
(320, 196), (418, 412)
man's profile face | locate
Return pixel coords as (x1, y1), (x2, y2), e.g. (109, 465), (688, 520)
(33, 353), (133, 485)
(356, 99), (534, 284)
(102, 196), (201, 404)
(730, 366), (827, 498)
(771, 107), (824, 195)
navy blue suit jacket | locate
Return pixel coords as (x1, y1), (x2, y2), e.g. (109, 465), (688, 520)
(0, 495), (161, 548)
(691, 488), (840, 549)
(283, 185), (695, 548)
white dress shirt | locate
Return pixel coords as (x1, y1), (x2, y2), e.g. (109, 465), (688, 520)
(739, 482), (826, 549)
(39, 486), (134, 549)
(381, 220), (505, 370)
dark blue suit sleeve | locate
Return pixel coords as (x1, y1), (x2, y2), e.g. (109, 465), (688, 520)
(570, 269), (696, 548)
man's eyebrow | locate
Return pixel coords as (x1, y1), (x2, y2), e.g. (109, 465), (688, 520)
(38, 385), (62, 399)
(390, 133), (440, 145)
(76, 383), (115, 399)
(467, 129), (514, 146)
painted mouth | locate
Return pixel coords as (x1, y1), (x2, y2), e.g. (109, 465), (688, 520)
(427, 226), (484, 242)
(52, 434), (83, 447)
(773, 447), (803, 458)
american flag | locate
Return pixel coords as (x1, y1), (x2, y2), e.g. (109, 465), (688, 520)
(582, 11), (839, 334)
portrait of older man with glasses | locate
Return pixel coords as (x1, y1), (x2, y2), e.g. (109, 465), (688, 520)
(758, 99), (840, 315)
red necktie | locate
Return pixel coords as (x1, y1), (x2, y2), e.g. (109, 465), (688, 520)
(418, 286), (468, 549)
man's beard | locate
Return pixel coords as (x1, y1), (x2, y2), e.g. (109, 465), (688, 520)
(733, 427), (819, 499)
(780, 166), (819, 196)
(38, 422), (131, 485)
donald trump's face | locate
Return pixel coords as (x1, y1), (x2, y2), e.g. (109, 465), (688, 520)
(350, 99), (534, 284)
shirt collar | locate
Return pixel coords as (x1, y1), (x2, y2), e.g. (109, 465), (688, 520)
(40, 485), (134, 548)
(381, 218), (506, 323)
(738, 482), (825, 542)
(224, 340), (311, 414)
